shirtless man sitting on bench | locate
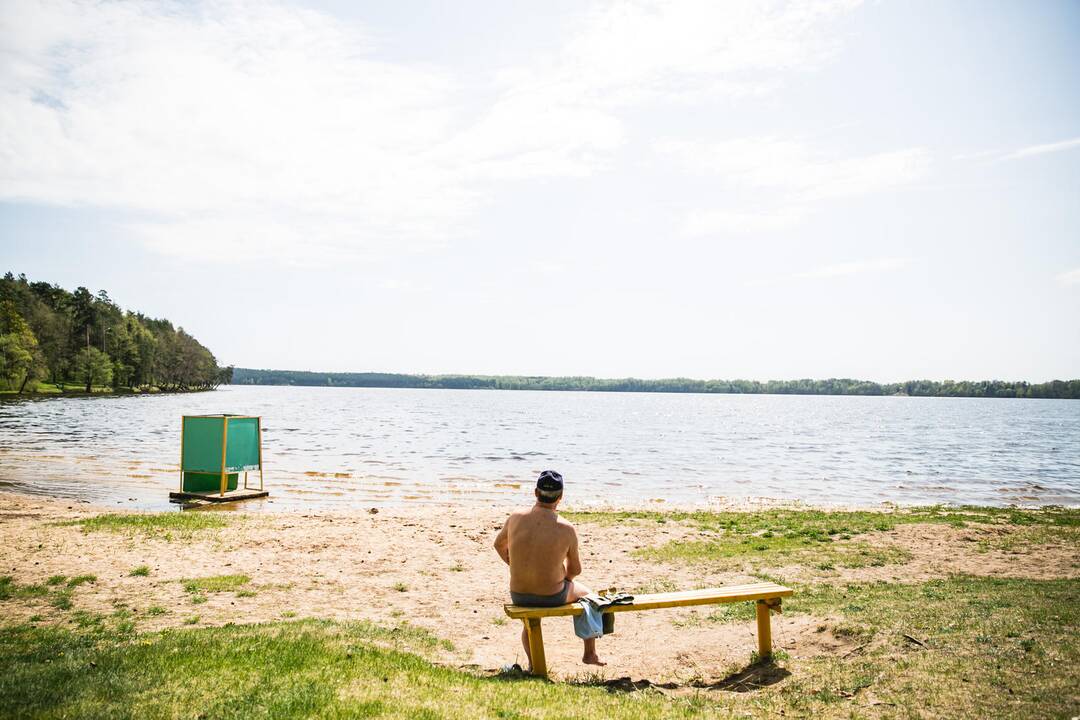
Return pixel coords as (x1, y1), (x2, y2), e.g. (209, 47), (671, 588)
(493, 470), (604, 668)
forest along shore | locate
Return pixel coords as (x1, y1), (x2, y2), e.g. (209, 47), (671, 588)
(234, 367), (1080, 399)
(0, 490), (1076, 718)
(1, 273), (230, 394)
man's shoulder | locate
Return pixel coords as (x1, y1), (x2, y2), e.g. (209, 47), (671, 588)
(505, 507), (530, 522)
(556, 515), (577, 533)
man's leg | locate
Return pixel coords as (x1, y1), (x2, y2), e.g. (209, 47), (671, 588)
(582, 637), (602, 666)
(520, 625), (532, 670)
(566, 580), (605, 666)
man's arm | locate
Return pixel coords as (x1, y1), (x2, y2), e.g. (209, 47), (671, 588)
(564, 525), (582, 580)
(493, 519), (510, 566)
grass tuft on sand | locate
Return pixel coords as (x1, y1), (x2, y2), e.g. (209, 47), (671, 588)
(0, 577), (50, 601)
(56, 512), (229, 540)
(182, 574), (251, 594)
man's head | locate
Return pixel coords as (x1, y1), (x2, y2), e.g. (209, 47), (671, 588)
(534, 470), (564, 506)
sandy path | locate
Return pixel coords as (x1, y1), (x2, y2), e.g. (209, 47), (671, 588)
(1, 491), (1075, 683)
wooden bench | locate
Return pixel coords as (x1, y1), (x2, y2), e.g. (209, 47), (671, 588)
(503, 581), (792, 678)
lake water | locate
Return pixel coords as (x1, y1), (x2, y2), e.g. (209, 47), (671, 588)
(0, 386), (1077, 511)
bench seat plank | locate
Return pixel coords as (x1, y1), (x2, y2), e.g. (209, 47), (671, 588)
(504, 581), (792, 619)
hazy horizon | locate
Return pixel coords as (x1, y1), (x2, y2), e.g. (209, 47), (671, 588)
(2, 1), (1078, 381)
(232, 365), (1078, 386)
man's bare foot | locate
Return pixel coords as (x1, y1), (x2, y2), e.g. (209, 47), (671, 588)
(582, 653), (606, 666)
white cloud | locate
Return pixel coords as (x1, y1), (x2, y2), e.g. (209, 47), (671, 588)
(955, 137), (1080, 163)
(740, 256), (910, 288)
(0, 0), (474, 261)
(794, 257), (908, 279)
(657, 137), (930, 200)
(1057, 268), (1080, 285)
(0, 0), (865, 264)
(503, 0), (861, 108)
(684, 207), (804, 236)
(449, 0), (863, 182)
(1000, 137), (1080, 162)
(660, 136), (929, 237)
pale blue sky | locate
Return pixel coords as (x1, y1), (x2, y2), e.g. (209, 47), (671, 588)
(2, 0), (1078, 381)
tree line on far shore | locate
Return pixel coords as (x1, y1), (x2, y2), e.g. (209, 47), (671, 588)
(0, 272), (231, 394)
(233, 368), (1080, 399)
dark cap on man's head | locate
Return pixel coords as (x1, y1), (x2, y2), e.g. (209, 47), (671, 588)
(536, 470), (563, 498)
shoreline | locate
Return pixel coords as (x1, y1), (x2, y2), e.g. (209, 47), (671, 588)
(0, 386), (218, 400)
(1, 478), (1076, 516)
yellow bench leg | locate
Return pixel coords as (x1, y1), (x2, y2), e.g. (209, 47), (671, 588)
(756, 599), (773, 660)
(524, 618), (547, 678)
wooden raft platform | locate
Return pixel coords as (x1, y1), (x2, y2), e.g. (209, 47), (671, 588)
(504, 581), (793, 678)
(168, 489), (269, 504)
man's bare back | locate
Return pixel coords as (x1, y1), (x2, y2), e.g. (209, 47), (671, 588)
(493, 470), (604, 668)
(503, 505), (578, 596)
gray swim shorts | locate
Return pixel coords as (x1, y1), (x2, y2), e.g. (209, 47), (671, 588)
(510, 579), (571, 607)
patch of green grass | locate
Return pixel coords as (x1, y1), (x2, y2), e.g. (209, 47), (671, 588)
(393, 582), (408, 592)
(0, 619), (699, 719)
(145, 606), (168, 616)
(70, 611), (106, 629)
(0, 572), (87, 616)
(670, 602), (758, 629)
(450, 563), (465, 572)
(183, 616), (200, 625)
(190, 595), (207, 605)
(669, 610), (704, 629)
(749, 648), (792, 664)
(565, 506), (1077, 570)
(55, 512), (228, 540)
(566, 505), (1079, 534)
(703, 602), (757, 624)
(49, 591), (73, 611)
(975, 524), (1080, 554)
(1, 382), (121, 395)
(0, 577), (50, 602)
(1, 577), (1073, 720)
(631, 578), (678, 594)
(182, 575), (250, 594)
(774, 576), (1079, 715)
(281, 611), (297, 619)
(236, 590), (257, 598)
(641, 536), (912, 570)
(129, 565), (150, 577)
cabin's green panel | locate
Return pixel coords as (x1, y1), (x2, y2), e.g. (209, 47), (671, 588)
(224, 417), (261, 471)
(181, 416), (226, 473)
(182, 472), (238, 493)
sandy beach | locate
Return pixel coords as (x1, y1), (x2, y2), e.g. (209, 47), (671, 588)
(2, 490), (1076, 685)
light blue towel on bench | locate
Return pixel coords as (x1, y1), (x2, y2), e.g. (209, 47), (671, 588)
(573, 594), (604, 640)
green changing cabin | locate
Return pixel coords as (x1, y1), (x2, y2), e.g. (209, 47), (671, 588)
(179, 415), (264, 496)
